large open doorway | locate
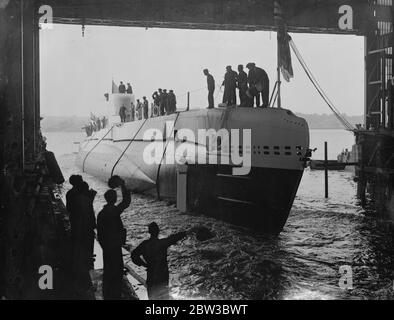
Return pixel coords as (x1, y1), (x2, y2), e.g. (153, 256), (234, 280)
(39, 24), (364, 161)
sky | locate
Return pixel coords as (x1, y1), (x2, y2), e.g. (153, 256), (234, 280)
(40, 24), (365, 117)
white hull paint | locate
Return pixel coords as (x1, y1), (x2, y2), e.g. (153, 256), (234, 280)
(76, 106), (310, 233)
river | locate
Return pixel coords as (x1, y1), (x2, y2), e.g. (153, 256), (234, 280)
(44, 129), (394, 300)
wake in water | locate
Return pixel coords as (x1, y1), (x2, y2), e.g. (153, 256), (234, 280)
(55, 150), (394, 300)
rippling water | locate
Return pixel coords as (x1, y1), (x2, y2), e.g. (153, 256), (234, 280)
(44, 129), (394, 300)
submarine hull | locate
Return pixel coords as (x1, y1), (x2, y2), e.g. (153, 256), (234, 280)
(76, 107), (309, 234)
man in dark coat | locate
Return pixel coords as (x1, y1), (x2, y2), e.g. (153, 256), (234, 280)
(130, 102), (135, 122)
(131, 222), (194, 300)
(66, 175), (84, 245)
(66, 175), (83, 216)
(143, 97), (149, 119)
(119, 105), (127, 122)
(66, 177), (96, 295)
(162, 89), (169, 115)
(126, 83), (133, 94)
(203, 69), (215, 109)
(168, 90), (177, 114)
(118, 81), (126, 94)
(158, 88), (164, 115)
(97, 176), (131, 300)
(136, 99), (142, 120)
(222, 66), (238, 106)
(71, 182), (97, 294)
(246, 63), (270, 108)
(237, 64), (249, 107)
(96, 118), (101, 131)
(152, 91), (159, 106)
(80, 182), (97, 270)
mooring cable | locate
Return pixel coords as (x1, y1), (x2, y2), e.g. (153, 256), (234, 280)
(290, 39), (355, 131)
(155, 112), (181, 200)
(269, 81), (279, 108)
(82, 125), (114, 172)
(110, 118), (148, 177)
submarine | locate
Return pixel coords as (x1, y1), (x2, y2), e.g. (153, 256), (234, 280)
(76, 92), (310, 234)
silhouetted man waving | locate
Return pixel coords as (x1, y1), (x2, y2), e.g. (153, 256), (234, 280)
(131, 222), (195, 300)
(97, 176), (131, 300)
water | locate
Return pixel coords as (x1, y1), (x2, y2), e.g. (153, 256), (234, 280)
(44, 129), (394, 300)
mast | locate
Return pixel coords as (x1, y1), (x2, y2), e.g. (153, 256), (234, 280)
(274, 0), (282, 109)
(277, 33), (282, 109)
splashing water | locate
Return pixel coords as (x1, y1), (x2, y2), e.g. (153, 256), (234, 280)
(47, 130), (394, 300)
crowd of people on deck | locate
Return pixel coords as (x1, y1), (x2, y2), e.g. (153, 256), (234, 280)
(118, 81), (133, 94)
(66, 174), (198, 300)
(204, 62), (270, 109)
(115, 63), (269, 121)
(83, 116), (108, 137)
(151, 88), (177, 116)
(337, 148), (352, 163)
(118, 62), (269, 116)
(118, 85), (178, 123)
(85, 63), (269, 134)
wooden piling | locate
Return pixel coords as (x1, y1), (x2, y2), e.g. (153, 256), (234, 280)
(324, 141), (328, 198)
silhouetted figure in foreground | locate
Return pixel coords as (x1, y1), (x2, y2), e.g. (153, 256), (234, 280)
(80, 182), (97, 270)
(203, 69), (215, 109)
(66, 175), (83, 223)
(131, 222), (195, 300)
(119, 81), (126, 94)
(97, 176), (131, 300)
(72, 182), (97, 291)
(67, 176), (97, 296)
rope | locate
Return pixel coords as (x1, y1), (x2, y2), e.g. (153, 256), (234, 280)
(289, 39), (355, 131)
(271, 90), (279, 109)
(269, 81), (279, 108)
(175, 83), (224, 109)
(110, 119), (148, 177)
(215, 85), (223, 100)
(82, 125), (114, 172)
(177, 86), (207, 98)
(156, 112), (181, 200)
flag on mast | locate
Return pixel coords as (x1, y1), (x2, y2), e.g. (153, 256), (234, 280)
(112, 79), (119, 94)
(274, 1), (294, 82)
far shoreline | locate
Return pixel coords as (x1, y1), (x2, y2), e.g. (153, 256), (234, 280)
(41, 128), (355, 133)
